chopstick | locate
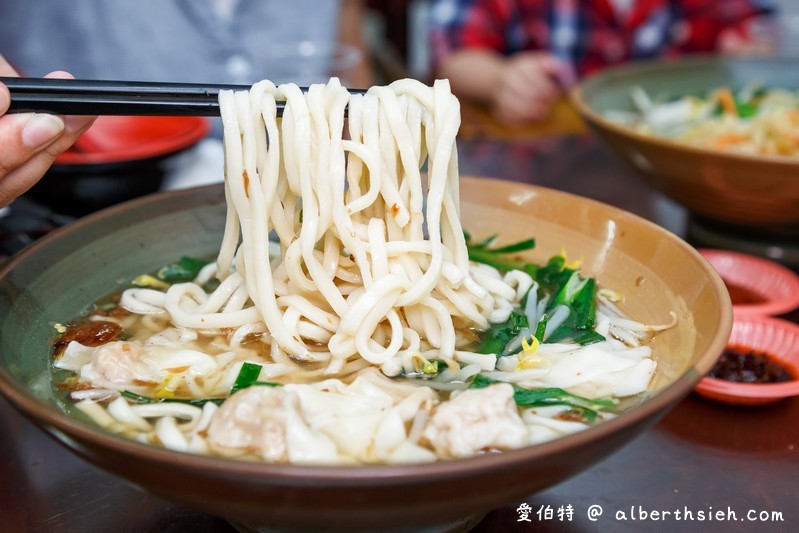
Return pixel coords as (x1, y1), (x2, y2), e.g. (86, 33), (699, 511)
(0, 77), (366, 116)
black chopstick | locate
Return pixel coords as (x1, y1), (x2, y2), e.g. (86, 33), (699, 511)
(0, 77), (366, 116)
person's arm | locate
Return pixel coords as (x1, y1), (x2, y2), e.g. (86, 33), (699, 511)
(337, 0), (373, 88)
(438, 48), (565, 124)
(430, 0), (568, 124)
(0, 55), (95, 207)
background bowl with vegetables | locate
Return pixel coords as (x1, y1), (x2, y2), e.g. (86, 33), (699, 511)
(570, 56), (799, 233)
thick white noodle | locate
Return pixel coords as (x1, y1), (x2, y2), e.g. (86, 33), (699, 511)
(179, 78), (515, 371)
(60, 78), (665, 465)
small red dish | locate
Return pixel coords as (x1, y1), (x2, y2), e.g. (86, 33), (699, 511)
(698, 249), (799, 317)
(27, 116), (211, 217)
(695, 315), (799, 405)
(56, 115), (210, 165)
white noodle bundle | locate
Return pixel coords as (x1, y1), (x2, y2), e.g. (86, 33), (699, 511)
(165, 78), (502, 374)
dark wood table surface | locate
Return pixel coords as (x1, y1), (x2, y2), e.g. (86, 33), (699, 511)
(1, 126), (797, 532)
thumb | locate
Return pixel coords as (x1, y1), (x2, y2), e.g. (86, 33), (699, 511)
(1, 54), (19, 115)
(0, 53), (19, 77)
(0, 83), (9, 115)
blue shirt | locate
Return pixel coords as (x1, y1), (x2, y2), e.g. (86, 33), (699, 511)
(0, 0), (341, 84)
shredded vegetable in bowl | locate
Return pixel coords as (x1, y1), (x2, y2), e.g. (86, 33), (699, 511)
(606, 85), (799, 157)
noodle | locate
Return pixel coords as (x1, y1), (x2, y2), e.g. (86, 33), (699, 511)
(51, 79), (666, 464)
(207, 78), (487, 371)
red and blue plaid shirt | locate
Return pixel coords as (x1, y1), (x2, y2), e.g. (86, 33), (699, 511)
(430, 0), (774, 79)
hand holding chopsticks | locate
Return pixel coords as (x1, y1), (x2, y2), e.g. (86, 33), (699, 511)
(1, 77), (239, 116)
(1, 76), (368, 116)
(0, 70), (367, 206)
(0, 60), (96, 207)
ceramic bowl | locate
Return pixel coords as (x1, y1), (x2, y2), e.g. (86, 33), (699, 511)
(570, 56), (799, 228)
(0, 177), (731, 531)
(698, 248), (799, 317)
(695, 315), (799, 406)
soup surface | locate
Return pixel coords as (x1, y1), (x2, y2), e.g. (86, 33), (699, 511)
(51, 246), (668, 465)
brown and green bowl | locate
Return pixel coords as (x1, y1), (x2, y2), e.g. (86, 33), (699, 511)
(571, 56), (799, 228)
(0, 177), (731, 531)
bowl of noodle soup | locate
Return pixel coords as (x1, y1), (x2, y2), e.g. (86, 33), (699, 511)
(0, 80), (730, 530)
(570, 56), (799, 228)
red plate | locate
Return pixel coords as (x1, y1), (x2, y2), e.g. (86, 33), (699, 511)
(56, 116), (210, 165)
(699, 249), (799, 317)
(695, 315), (799, 405)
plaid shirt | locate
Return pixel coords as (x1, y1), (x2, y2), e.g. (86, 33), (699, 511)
(430, 0), (774, 78)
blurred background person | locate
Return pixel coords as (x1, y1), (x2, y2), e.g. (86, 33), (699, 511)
(0, 0), (372, 88)
(429, 0), (776, 124)
(0, 0), (373, 141)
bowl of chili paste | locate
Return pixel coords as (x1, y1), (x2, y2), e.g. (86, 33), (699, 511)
(696, 315), (799, 405)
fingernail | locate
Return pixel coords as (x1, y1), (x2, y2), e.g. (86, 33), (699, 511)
(0, 85), (9, 114)
(22, 114), (65, 148)
(65, 114), (94, 134)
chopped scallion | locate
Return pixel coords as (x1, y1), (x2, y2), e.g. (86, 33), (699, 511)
(157, 256), (207, 283)
(230, 362), (279, 393)
(468, 374), (616, 423)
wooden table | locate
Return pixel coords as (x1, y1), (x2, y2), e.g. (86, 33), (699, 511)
(1, 109), (797, 532)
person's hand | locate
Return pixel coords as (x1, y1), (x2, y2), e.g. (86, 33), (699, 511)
(0, 55), (96, 207)
(489, 52), (567, 125)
